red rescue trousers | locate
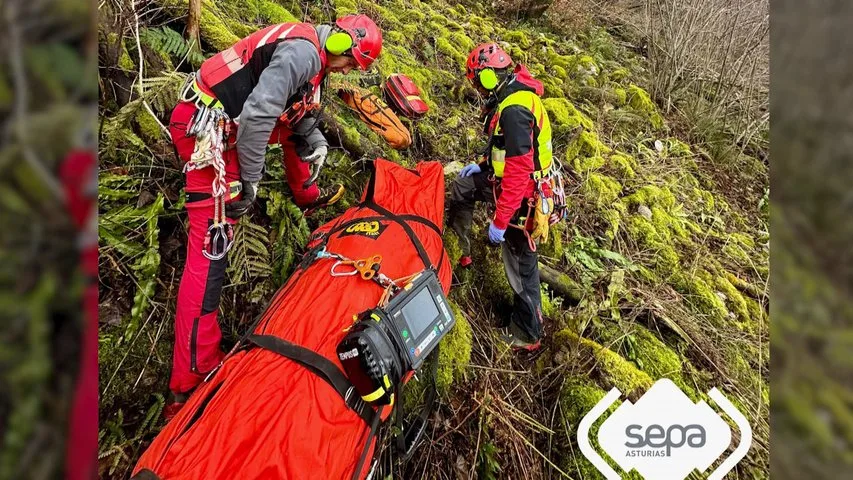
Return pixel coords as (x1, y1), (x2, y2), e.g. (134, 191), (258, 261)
(168, 101), (320, 394)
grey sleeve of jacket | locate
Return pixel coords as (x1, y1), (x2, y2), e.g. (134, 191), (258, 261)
(235, 39), (321, 182)
(294, 117), (328, 150)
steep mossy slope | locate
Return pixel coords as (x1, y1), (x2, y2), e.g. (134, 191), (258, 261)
(98, 0), (769, 477)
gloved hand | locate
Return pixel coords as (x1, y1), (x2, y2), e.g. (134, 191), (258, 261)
(487, 221), (506, 244)
(459, 163), (482, 178)
(301, 145), (328, 188)
(225, 179), (258, 219)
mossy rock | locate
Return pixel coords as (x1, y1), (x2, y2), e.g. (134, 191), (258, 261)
(623, 185), (677, 210)
(552, 329), (653, 394)
(436, 300), (473, 394)
(557, 376), (610, 479)
(250, 0), (298, 23)
(567, 130), (611, 160)
(581, 173), (622, 207)
(673, 271), (730, 325)
(135, 109), (163, 143)
(572, 155), (606, 173)
(624, 214), (681, 275)
(543, 97), (594, 135)
(442, 231), (463, 268)
(607, 152), (637, 178)
(626, 84), (664, 129)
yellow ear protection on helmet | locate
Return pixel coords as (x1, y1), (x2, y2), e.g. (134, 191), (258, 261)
(478, 68), (499, 90)
(325, 31), (353, 55)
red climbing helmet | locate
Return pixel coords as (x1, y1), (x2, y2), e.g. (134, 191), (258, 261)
(336, 14), (382, 70)
(466, 43), (513, 81)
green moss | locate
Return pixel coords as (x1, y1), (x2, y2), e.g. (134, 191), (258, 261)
(540, 76), (565, 98)
(723, 242), (753, 266)
(666, 138), (693, 157)
(543, 98), (594, 135)
(609, 67), (630, 81)
(623, 185), (677, 209)
(552, 64), (568, 80)
(567, 130), (611, 160)
(436, 301), (472, 394)
(693, 188), (716, 211)
(625, 215), (681, 274)
(503, 30), (532, 49)
(442, 231), (463, 267)
(715, 275), (751, 326)
(450, 31), (475, 54)
(472, 233), (514, 305)
(334, 0), (358, 17)
(257, 0), (298, 23)
(436, 36), (467, 66)
(557, 376), (610, 479)
(608, 152), (637, 178)
(611, 86), (627, 106)
(651, 206), (689, 241)
(602, 207), (622, 240)
(537, 222), (566, 259)
(135, 109), (162, 143)
(674, 272), (729, 324)
(572, 155), (605, 173)
(626, 84), (664, 129)
(729, 232), (756, 249)
(574, 55), (599, 76)
(581, 173), (622, 207)
(553, 329), (653, 393)
(118, 37), (134, 71)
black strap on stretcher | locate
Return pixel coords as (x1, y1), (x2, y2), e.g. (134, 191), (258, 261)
(247, 334), (378, 427)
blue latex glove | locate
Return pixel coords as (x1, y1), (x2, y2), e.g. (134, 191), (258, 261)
(488, 222), (506, 244)
(459, 163), (482, 177)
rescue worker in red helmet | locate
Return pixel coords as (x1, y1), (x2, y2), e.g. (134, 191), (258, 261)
(165, 14), (382, 418)
(447, 43), (553, 350)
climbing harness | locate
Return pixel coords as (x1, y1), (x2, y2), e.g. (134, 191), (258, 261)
(184, 96), (235, 261)
(487, 157), (569, 250)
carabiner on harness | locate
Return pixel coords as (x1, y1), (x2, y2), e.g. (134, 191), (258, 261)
(203, 222), (234, 261)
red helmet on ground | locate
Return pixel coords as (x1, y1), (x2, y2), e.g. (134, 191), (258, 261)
(336, 14), (382, 70)
(466, 43), (512, 81)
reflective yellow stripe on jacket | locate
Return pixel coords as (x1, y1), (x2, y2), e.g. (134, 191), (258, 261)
(191, 79), (224, 109)
(491, 90), (553, 179)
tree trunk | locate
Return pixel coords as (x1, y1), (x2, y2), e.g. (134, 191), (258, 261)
(538, 263), (583, 304)
(186, 0), (202, 55)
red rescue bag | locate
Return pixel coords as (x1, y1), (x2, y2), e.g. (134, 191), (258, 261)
(383, 73), (429, 119)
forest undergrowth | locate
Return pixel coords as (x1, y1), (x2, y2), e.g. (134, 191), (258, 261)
(97, 0), (769, 478)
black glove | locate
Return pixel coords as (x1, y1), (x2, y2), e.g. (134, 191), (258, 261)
(225, 179), (258, 219)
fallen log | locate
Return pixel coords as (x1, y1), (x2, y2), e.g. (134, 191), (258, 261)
(320, 113), (367, 159)
(538, 263), (584, 304)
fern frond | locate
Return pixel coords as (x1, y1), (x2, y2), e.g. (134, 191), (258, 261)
(140, 27), (206, 67)
(226, 216), (272, 290)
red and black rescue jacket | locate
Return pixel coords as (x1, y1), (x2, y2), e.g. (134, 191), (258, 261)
(196, 23), (327, 119)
